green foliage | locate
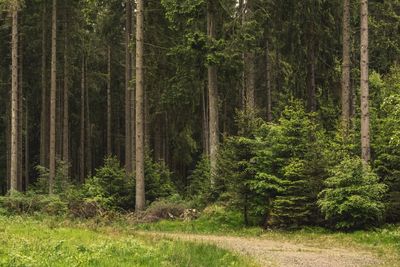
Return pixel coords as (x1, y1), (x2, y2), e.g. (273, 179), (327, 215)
(254, 102), (328, 228)
(187, 156), (211, 207)
(318, 158), (387, 230)
(144, 155), (176, 203)
(0, 191), (67, 216)
(84, 156), (132, 210)
(373, 67), (400, 221)
(33, 161), (72, 195)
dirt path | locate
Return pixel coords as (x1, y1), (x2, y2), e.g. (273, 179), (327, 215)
(139, 232), (380, 267)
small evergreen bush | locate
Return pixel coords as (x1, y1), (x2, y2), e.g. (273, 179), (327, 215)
(318, 157), (388, 230)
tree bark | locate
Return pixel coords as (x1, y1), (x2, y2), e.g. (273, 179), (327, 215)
(135, 0), (145, 211)
(25, 104), (29, 191)
(266, 39), (272, 122)
(85, 61), (92, 177)
(360, 0), (370, 163)
(107, 46), (112, 155)
(342, 0), (351, 135)
(307, 42), (316, 112)
(125, 0), (133, 174)
(18, 31), (23, 192)
(49, 0), (57, 194)
(40, 1), (48, 168)
(10, 6), (19, 193)
(207, 0), (219, 181)
(63, 28), (69, 170)
(243, 0), (255, 111)
(79, 58), (85, 182)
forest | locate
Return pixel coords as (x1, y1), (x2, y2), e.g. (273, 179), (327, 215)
(0, 0), (400, 266)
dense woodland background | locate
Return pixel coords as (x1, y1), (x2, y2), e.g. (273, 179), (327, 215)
(0, 0), (400, 230)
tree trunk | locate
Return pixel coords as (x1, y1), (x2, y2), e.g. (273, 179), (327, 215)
(25, 104), (29, 191)
(135, 0), (145, 211)
(18, 32), (23, 192)
(49, 0), (57, 194)
(307, 42), (316, 112)
(202, 82), (209, 155)
(79, 58), (85, 182)
(243, 0), (255, 111)
(40, 1), (48, 168)
(342, 0), (351, 135)
(107, 46), (112, 155)
(85, 61), (92, 177)
(125, 0), (133, 174)
(63, 18), (69, 169)
(207, 0), (219, 181)
(360, 0), (370, 163)
(10, 7), (18, 193)
(266, 39), (272, 122)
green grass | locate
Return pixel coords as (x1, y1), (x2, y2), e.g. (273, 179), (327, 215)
(0, 216), (257, 267)
(134, 218), (400, 265)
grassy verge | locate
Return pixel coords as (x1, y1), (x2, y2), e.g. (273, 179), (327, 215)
(0, 216), (257, 267)
(133, 218), (400, 265)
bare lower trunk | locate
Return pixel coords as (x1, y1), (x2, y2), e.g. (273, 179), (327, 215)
(62, 17), (69, 170)
(360, 0), (370, 163)
(40, 2), (48, 168)
(49, 0), (57, 194)
(18, 37), (23, 192)
(85, 63), (92, 177)
(125, 1), (133, 174)
(266, 40), (272, 122)
(243, 0), (255, 111)
(207, 0), (219, 181)
(135, 0), (145, 211)
(342, 0), (351, 135)
(107, 46), (112, 155)
(307, 43), (316, 112)
(202, 82), (209, 155)
(25, 105), (29, 191)
(79, 58), (85, 182)
(10, 8), (18, 192)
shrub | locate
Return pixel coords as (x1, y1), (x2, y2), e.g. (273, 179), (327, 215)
(84, 156), (133, 210)
(187, 156), (212, 208)
(141, 196), (188, 223)
(33, 161), (71, 195)
(144, 155), (176, 203)
(0, 191), (67, 216)
(318, 157), (388, 230)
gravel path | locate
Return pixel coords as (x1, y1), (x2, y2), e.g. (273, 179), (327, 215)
(140, 232), (380, 267)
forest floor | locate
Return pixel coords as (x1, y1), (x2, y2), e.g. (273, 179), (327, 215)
(140, 231), (380, 267)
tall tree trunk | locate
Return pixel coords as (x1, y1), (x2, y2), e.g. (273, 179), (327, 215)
(18, 32), (23, 192)
(207, 0), (219, 181)
(266, 39), (272, 122)
(62, 18), (69, 169)
(107, 46), (112, 155)
(125, 0), (133, 174)
(79, 58), (85, 182)
(49, 0), (57, 194)
(243, 0), (255, 111)
(307, 42), (316, 112)
(10, 7), (18, 192)
(6, 101), (11, 191)
(135, 0), (145, 211)
(202, 82), (209, 155)
(40, 1), (48, 168)
(360, 0), (370, 162)
(24, 104), (29, 191)
(85, 62), (92, 177)
(342, 0), (351, 135)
